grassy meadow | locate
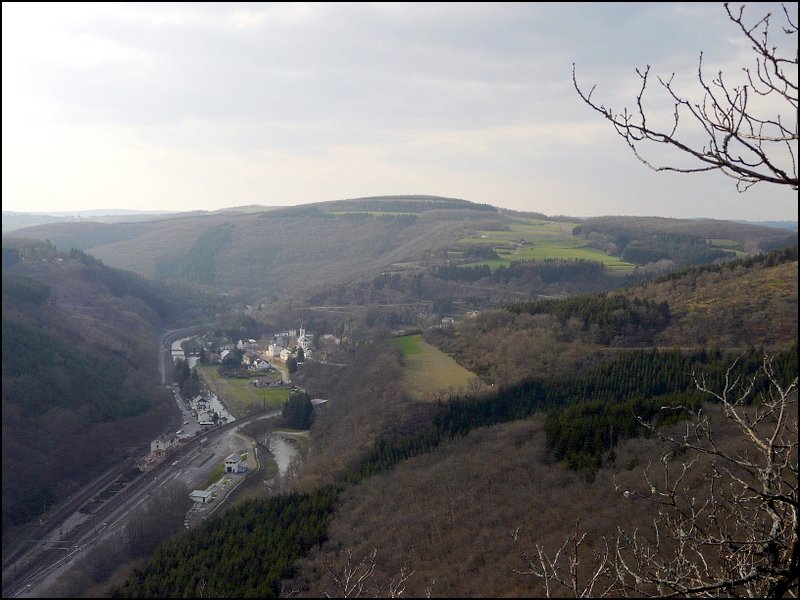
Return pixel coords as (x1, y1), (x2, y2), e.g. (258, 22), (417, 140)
(197, 365), (290, 418)
(458, 218), (636, 272)
(392, 334), (478, 400)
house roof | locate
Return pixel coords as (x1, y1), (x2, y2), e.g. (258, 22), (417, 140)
(225, 452), (242, 463)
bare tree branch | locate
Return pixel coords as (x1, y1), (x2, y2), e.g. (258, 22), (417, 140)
(323, 548), (418, 598)
(574, 2), (798, 192)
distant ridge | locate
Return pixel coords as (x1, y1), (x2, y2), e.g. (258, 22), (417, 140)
(312, 194), (498, 213)
(737, 220), (798, 232)
(1, 209), (181, 234)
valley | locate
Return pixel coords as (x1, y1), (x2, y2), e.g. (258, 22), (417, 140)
(2, 197), (797, 598)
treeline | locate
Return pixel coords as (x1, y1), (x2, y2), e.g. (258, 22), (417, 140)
(344, 346), (797, 484)
(113, 486), (338, 598)
(653, 244), (798, 284)
(321, 196), (497, 214)
(509, 293), (670, 344)
(573, 225), (733, 266)
(433, 263), (492, 282)
(335, 212), (418, 225)
(432, 259), (608, 285)
(621, 233), (729, 266)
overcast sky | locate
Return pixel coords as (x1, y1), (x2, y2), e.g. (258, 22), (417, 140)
(2, 2), (797, 221)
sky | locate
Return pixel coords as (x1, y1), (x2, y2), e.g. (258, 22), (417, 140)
(2, 2), (798, 221)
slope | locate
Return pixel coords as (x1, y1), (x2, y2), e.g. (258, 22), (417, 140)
(1, 240), (180, 546)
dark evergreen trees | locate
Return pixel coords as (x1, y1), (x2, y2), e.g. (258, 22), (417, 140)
(282, 390), (314, 429)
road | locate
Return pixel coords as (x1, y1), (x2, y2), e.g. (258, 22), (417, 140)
(160, 323), (218, 386)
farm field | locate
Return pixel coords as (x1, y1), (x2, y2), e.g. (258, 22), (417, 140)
(458, 218), (636, 271)
(197, 365), (290, 418)
(391, 334), (479, 401)
(706, 238), (747, 257)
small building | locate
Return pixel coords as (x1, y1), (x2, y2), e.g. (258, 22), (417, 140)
(253, 358), (271, 371)
(190, 489), (214, 504)
(150, 435), (176, 458)
(224, 453), (246, 474)
(279, 348), (292, 362)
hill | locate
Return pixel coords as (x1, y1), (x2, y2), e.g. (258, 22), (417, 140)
(1, 239), (187, 545)
(7, 197), (795, 306)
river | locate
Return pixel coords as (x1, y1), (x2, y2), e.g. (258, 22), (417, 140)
(267, 433), (302, 476)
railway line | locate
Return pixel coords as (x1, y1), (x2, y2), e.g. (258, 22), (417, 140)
(2, 323), (225, 598)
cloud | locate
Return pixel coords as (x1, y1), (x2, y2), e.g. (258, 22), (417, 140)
(2, 2), (796, 221)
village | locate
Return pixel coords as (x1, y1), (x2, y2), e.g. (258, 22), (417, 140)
(135, 326), (335, 522)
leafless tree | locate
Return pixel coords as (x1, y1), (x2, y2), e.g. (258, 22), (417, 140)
(512, 520), (615, 598)
(323, 547), (416, 598)
(515, 353), (798, 597)
(573, 3), (798, 192)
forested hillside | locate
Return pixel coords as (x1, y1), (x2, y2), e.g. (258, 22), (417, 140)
(8, 197), (794, 306)
(427, 246), (798, 384)
(110, 245), (797, 598)
(0, 239), (208, 544)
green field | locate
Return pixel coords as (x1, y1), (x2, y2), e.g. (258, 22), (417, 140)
(707, 238), (747, 257)
(197, 366), (290, 418)
(458, 218), (636, 272)
(391, 334), (478, 401)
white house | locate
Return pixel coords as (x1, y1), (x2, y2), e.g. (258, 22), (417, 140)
(224, 453), (246, 474)
(279, 348), (292, 362)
